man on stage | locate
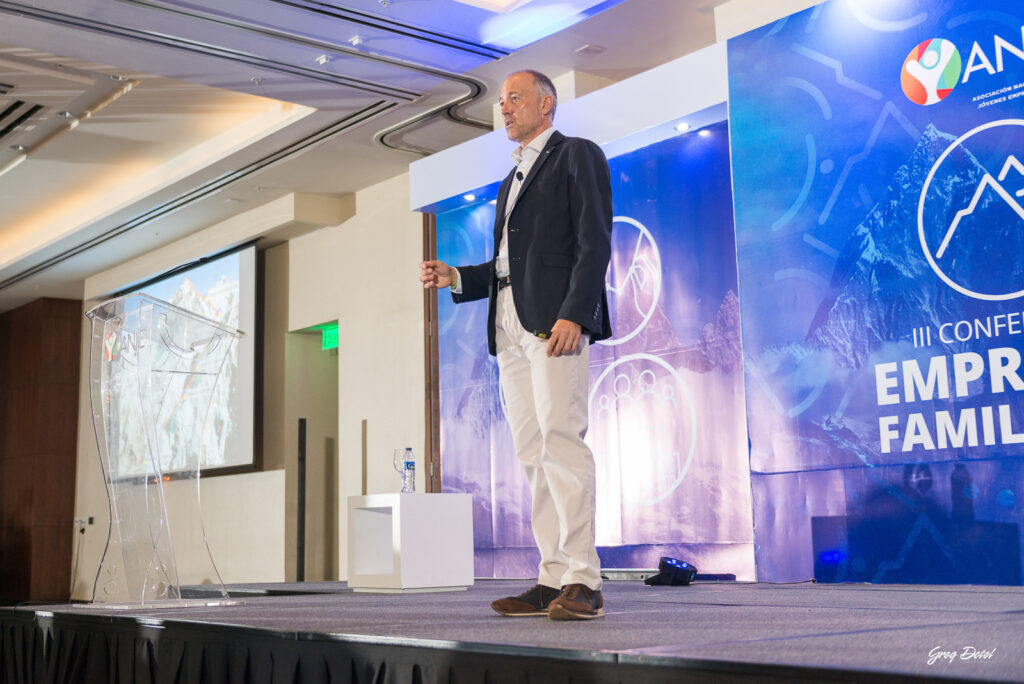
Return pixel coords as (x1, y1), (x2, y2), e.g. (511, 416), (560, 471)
(420, 69), (613, 621)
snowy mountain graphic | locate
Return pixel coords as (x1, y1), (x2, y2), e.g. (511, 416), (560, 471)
(742, 124), (1024, 473)
(801, 124), (1024, 369)
(805, 125), (961, 367)
(937, 154), (1024, 259)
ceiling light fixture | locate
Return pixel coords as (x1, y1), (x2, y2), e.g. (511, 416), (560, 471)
(463, 194), (476, 202)
(348, 35), (363, 47)
(674, 121), (691, 133)
(314, 54), (331, 66)
(0, 78), (138, 180)
(0, 54), (92, 86)
(575, 44), (606, 55)
(698, 129), (711, 138)
(0, 152), (27, 177)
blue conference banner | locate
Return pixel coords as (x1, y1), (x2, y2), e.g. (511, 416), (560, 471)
(436, 123), (755, 580)
(729, 0), (1024, 583)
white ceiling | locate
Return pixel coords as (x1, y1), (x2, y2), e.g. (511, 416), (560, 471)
(0, 0), (724, 313)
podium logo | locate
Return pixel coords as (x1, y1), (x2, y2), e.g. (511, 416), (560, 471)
(103, 330), (120, 361)
(902, 38), (962, 105)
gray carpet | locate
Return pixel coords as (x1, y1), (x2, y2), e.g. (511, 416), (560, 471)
(36, 580), (1024, 681)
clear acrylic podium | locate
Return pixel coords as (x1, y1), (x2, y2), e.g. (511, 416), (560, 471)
(85, 293), (244, 607)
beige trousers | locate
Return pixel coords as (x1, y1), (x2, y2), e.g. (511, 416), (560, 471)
(494, 287), (602, 590)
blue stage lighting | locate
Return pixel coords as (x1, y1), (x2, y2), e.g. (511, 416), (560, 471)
(644, 556), (697, 586)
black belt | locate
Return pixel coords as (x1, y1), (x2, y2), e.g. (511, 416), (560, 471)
(497, 275), (511, 290)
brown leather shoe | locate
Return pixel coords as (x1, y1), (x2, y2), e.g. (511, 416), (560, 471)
(548, 583), (604, 620)
(490, 584), (561, 617)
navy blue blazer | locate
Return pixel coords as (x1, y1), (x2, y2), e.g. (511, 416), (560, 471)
(453, 130), (613, 356)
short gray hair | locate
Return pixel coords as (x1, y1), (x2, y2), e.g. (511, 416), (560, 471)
(514, 69), (557, 120)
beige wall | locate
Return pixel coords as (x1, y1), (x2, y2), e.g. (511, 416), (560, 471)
(170, 469), (287, 585)
(289, 171), (425, 578)
(262, 243), (290, 474)
(282, 331), (340, 581)
(263, 242), (341, 581)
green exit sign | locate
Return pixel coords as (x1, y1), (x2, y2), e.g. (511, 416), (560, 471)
(321, 324), (339, 350)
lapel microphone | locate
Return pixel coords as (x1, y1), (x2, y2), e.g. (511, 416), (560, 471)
(516, 171), (524, 181)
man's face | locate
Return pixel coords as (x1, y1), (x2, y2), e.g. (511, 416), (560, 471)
(499, 72), (551, 145)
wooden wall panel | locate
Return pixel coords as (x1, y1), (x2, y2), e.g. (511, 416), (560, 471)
(0, 298), (82, 603)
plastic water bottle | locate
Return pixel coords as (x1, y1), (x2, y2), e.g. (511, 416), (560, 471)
(401, 447), (416, 493)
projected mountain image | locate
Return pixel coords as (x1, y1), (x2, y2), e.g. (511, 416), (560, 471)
(168, 275), (240, 471)
(807, 125), (962, 367)
(114, 250), (251, 478)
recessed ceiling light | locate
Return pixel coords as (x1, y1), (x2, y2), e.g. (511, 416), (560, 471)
(698, 129), (711, 137)
(463, 194), (476, 202)
(348, 35), (363, 47)
(575, 44), (606, 55)
(314, 54), (331, 66)
(674, 121), (690, 133)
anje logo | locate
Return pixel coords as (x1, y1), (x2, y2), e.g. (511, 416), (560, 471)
(902, 38), (962, 105)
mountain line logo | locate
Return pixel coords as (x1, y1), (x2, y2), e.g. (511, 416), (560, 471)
(917, 119), (1024, 301)
(936, 155), (1024, 259)
(902, 38), (962, 105)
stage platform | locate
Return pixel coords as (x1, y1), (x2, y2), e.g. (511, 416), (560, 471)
(2, 580), (1022, 682)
